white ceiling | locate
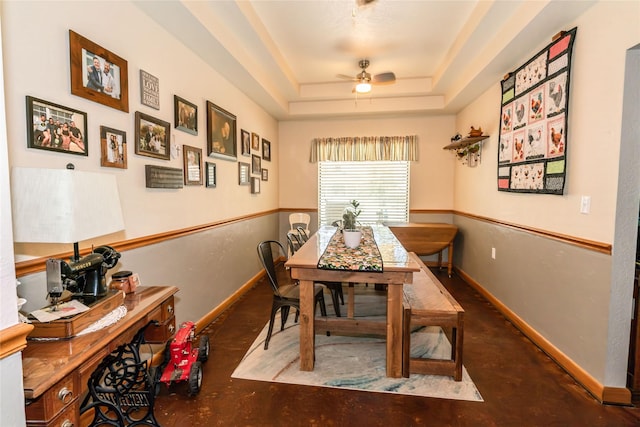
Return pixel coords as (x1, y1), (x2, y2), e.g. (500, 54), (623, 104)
(134, 0), (595, 120)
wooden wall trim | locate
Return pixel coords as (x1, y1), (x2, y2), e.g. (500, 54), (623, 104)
(15, 207), (610, 278)
(15, 210), (279, 277)
(456, 267), (630, 405)
(453, 210), (612, 255)
(0, 323), (34, 360)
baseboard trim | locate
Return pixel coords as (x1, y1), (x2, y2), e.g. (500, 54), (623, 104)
(195, 269), (266, 333)
(455, 267), (631, 406)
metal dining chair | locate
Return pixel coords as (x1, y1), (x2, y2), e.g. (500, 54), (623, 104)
(257, 240), (327, 349)
(296, 226), (309, 243)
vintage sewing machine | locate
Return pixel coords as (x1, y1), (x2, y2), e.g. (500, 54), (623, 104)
(46, 245), (121, 307)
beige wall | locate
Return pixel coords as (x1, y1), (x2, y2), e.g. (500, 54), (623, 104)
(279, 115), (456, 213)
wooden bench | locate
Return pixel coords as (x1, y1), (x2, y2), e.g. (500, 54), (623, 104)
(402, 252), (464, 381)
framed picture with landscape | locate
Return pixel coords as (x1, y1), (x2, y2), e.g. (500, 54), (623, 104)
(134, 111), (170, 160)
(69, 30), (129, 112)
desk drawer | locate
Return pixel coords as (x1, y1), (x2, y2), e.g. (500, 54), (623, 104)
(26, 374), (77, 425)
(144, 314), (176, 343)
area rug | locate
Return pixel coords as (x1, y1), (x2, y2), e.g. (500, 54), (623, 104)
(232, 288), (483, 402)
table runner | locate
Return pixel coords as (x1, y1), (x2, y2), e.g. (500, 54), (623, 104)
(317, 226), (383, 271)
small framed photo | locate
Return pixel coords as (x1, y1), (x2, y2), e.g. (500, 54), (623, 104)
(261, 168), (268, 181)
(26, 96), (88, 156)
(251, 132), (260, 151)
(140, 70), (159, 110)
(100, 126), (127, 168)
(183, 145), (203, 185)
(206, 101), (237, 161)
(262, 138), (271, 161)
(205, 161), (216, 188)
(251, 177), (261, 194)
(135, 111), (170, 160)
(69, 30), (128, 112)
(252, 154), (261, 175)
(238, 162), (250, 185)
(241, 129), (251, 156)
(174, 95), (197, 135)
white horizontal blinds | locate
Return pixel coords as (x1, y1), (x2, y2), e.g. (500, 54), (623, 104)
(318, 161), (409, 226)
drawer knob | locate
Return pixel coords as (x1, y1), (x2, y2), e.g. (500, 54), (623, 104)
(57, 387), (73, 403)
(168, 324), (175, 334)
(61, 420), (74, 427)
(167, 304), (174, 314)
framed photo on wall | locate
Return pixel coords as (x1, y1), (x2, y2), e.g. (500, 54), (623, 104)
(251, 177), (261, 194)
(241, 129), (251, 156)
(100, 126), (127, 168)
(262, 138), (271, 161)
(134, 111), (170, 160)
(205, 161), (216, 188)
(206, 101), (237, 161)
(174, 95), (197, 135)
(69, 30), (129, 112)
(183, 145), (203, 185)
(26, 96), (88, 156)
(261, 168), (268, 181)
(238, 162), (250, 185)
(251, 132), (260, 151)
(252, 154), (261, 175)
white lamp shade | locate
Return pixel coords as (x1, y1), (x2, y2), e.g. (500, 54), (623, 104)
(11, 167), (125, 243)
(356, 82), (371, 93)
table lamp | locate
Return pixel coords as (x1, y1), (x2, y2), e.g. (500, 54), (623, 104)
(11, 165), (125, 303)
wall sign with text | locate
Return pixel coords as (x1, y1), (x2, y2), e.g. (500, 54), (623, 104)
(497, 27), (577, 195)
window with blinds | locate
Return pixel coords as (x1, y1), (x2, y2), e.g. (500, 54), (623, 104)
(318, 161), (409, 226)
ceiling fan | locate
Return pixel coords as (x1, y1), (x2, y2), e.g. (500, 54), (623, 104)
(337, 59), (396, 94)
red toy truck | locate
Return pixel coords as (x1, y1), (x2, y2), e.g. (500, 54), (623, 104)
(158, 321), (210, 396)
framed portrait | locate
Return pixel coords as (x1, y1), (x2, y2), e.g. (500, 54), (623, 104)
(206, 101), (237, 161)
(251, 177), (261, 194)
(241, 129), (251, 156)
(262, 138), (271, 161)
(134, 111), (170, 160)
(69, 30), (128, 112)
(26, 96), (88, 156)
(183, 145), (203, 185)
(251, 154), (262, 175)
(251, 132), (260, 151)
(205, 162), (216, 188)
(238, 162), (250, 185)
(140, 70), (159, 110)
(174, 95), (197, 135)
(261, 168), (268, 181)
(100, 126), (127, 168)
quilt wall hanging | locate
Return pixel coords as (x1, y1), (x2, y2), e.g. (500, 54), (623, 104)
(497, 27), (577, 194)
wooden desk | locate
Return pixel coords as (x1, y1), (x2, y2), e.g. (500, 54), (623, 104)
(285, 226), (419, 378)
(386, 222), (458, 277)
(22, 286), (178, 427)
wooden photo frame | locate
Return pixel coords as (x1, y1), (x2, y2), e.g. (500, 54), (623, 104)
(251, 132), (260, 151)
(241, 129), (251, 156)
(174, 95), (197, 135)
(205, 161), (216, 188)
(251, 154), (262, 175)
(69, 30), (128, 112)
(26, 96), (88, 156)
(261, 168), (268, 181)
(100, 126), (127, 168)
(134, 111), (170, 160)
(206, 101), (237, 161)
(262, 138), (271, 161)
(238, 162), (250, 185)
(183, 145), (203, 185)
(251, 177), (261, 194)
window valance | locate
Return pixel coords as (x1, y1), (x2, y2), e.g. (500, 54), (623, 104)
(310, 135), (418, 162)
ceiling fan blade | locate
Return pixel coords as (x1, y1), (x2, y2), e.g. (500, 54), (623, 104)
(372, 72), (396, 84)
(336, 74), (358, 81)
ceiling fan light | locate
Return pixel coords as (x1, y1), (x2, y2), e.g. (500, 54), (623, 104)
(356, 82), (371, 93)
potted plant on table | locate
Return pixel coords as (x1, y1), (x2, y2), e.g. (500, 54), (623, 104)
(342, 200), (362, 248)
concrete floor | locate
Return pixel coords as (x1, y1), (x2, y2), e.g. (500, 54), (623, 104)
(154, 268), (640, 426)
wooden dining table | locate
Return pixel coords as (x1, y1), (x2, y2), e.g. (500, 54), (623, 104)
(285, 225), (420, 378)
